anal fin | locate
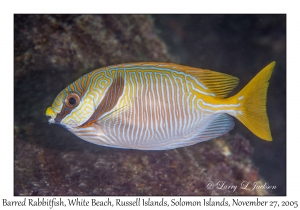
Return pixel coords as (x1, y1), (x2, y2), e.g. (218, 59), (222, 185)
(152, 114), (235, 150)
(193, 114), (235, 143)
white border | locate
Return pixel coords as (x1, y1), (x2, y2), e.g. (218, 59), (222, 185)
(2, 1), (297, 209)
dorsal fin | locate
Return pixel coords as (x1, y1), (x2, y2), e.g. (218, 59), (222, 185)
(108, 62), (239, 98)
(185, 68), (239, 98)
(168, 63), (239, 98)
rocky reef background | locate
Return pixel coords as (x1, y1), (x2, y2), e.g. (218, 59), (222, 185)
(14, 14), (286, 195)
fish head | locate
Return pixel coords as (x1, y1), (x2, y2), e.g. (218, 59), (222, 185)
(45, 71), (113, 130)
(45, 89), (83, 129)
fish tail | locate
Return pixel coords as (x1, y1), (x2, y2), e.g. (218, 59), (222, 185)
(233, 61), (275, 141)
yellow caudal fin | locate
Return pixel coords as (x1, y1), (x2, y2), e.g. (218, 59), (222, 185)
(233, 62), (275, 141)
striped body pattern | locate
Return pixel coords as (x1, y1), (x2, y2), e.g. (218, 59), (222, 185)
(46, 62), (275, 150)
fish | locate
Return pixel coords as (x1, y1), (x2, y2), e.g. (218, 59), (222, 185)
(46, 62), (275, 150)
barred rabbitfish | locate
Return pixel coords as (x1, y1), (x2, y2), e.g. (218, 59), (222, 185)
(46, 62), (275, 150)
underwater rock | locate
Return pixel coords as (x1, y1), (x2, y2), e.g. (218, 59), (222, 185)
(14, 15), (271, 195)
(14, 15), (171, 78)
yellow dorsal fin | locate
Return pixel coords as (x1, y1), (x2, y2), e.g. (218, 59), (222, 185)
(185, 68), (239, 98)
(109, 62), (239, 98)
(142, 63), (240, 98)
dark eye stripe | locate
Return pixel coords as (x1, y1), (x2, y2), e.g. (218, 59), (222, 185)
(54, 106), (71, 123)
(53, 69), (107, 123)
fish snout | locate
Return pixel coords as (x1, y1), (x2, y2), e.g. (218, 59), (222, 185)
(46, 107), (56, 124)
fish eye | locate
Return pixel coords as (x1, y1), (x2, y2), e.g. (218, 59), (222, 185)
(69, 97), (76, 105)
(65, 93), (80, 108)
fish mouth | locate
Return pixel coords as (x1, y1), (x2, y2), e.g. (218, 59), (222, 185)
(45, 107), (69, 129)
(47, 117), (55, 124)
(46, 107), (56, 124)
